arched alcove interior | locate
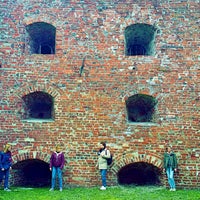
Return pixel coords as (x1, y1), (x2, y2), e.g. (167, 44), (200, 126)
(22, 91), (54, 120)
(126, 94), (157, 122)
(118, 162), (161, 186)
(12, 159), (51, 187)
(125, 23), (156, 56)
(26, 22), (56, 54)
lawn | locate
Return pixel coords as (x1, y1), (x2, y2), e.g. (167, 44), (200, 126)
(0, 186), (199, 200)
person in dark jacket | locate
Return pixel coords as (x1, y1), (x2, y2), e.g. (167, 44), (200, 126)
(163, 146), (178, 191)
(49, 145), (65, 192)
(0, 144), (12, 191)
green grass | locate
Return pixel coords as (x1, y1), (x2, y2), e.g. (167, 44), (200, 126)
(0, 186), (199, 200)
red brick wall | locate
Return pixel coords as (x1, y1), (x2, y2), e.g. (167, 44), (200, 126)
(0, 0), (199, 188)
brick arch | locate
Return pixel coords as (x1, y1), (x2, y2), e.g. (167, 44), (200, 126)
(4, 83), (64, 107)
(121, 89), (159, 103)
(15, 82), (63, 99)
(110, 152), (163, 174)
(12, 151), (50, 165)
(116, 8), (162, 53)
(119, 6), (159, 32)
(5, 82), (64, 120)
(23, 18), (57, 28)
(22, 4), (85, 28)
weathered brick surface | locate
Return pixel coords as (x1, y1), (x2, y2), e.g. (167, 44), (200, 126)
(0, 0), (199, 188)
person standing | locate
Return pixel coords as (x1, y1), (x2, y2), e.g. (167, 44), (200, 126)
(163, 146), (178, 191)
(49, 145), (65, 192)
(96, 142), (111, 190)
(0, 144), (12, 191)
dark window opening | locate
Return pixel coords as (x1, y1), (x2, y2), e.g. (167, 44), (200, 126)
(40, 44), (53, 54)
(118, 162), (161, 186)
(12, 159), (51, 187)
(127, 45), (146, 56)
(126, 94), (157, 122)
(22, 91), (54, 120)
(26, 22), (56, 54)
(125, 23), (156, 56)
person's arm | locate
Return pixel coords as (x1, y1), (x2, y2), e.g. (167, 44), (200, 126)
(49, 153), (53, 170)
(163, 153), (166, 171)
(0, 152), (2, 169)
(96, 160), (98, 168)
(9, 152), (12, 169)
(173, 154), (178, 170)
(101, 149), (110, 159)
(60, 153), (65, 169)
(96, 152), (99, 168)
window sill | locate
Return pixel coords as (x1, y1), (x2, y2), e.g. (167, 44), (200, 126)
(127, 122), (160, 126)
(21, 119), (55, 123)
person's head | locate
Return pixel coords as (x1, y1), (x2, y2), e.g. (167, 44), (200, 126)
(56, 145), (61, 153)
(100, 142), (106, 150)
(4, 143), (11, 153)
(166, 146), (172, 153)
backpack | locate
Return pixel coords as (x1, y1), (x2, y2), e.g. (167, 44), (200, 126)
(106, 150), (113, 166)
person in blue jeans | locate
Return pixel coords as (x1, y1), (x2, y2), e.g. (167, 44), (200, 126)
(163, 146), (178, 191)
(96, 142), (111, 190)
(49, 145), (65, 192)
(0, 144), (12, 192)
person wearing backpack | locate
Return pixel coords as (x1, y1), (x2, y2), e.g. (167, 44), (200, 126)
(96, 142), (111, 190)
(0, 144), (12, 191)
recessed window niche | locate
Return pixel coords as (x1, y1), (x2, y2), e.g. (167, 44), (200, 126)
(126, 94), (157, 123)
(22, 91), (54, 120)
(125, 23), (156, 56)
(26, 22), (56, 54)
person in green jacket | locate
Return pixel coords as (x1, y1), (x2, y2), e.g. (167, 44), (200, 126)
(96, 142), (111, 190)
(163, 146), (178, 191)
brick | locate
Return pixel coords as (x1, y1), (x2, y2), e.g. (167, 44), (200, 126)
(0, 0), (199, 189)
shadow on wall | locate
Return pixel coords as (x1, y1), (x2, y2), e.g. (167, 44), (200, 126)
(12, 159), (51, 187)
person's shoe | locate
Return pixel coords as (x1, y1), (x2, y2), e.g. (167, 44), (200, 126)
(60, 188), (63, 192)
(4, 188), (11, 192)
(49, 188), (54, 191)
(169, 188), (173, 191)
(172, 188), (176, 191)
(100, 186), (106, 190)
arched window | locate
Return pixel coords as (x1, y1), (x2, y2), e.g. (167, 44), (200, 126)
(22, 91), (54, 120)
(26, 22), (56, 54)
(125, 23), (156, 56)
(126, 94), (157, 122)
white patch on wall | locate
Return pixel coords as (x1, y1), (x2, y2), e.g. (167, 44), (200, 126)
(24, 137), (35, 142)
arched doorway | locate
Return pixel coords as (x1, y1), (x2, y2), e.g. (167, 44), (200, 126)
(118, 162), (161, 186)
(12, 159), (51, 187)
